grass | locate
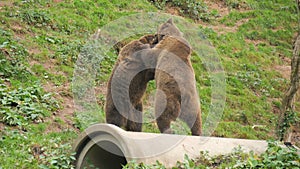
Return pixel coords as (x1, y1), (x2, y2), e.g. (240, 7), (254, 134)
(0, 0), (299, 168)
(0, 126), (77, 169)
(0, 0), (156, 168)
(123, 140), (300, 168)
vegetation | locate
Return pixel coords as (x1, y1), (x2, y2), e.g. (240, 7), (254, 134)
(148, 0), (220, 21)
(0, 0), (299, 168)
(123, 140), (300, 168)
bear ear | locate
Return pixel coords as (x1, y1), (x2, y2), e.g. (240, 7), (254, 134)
(167, 18), (173, 24)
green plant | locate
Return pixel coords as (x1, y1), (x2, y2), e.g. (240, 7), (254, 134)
(19, 9), (52, 27)
(122, 141), (300, 168)
(0, 28), (33, 81)
(148, 0), (219, 22)
(244, 140), (300, 168)
(74, 108), (105, 131)
(225, 0), (249, 9)
(54, 40), (83, 66)
(123, 160), (166, 169)
(39, 142), (76, 169)
(0, 79), (59, 126)
(0, 128), (77, 169)
(277, 110), (299, 141)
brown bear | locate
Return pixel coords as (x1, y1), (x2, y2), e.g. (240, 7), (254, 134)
(153, 18), (202, 136)
(105, 19), (202, 136)
(105, 34), (158, 131)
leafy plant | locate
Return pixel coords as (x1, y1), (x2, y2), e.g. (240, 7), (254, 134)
(243, 140), (300, 168)
(19, 9), (52, 27)
(277, 110), (300, 141)
(225, 0), (249, 9)
(39, 142), (76, 169)
(0, 79), (59, 126)
(0, 28), (33, 81)
(0, 128), (76, 169)
(122, 141), (300, 168)
(148, 0), (220, 22)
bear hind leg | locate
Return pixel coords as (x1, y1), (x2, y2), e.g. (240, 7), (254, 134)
(106, 107), (127, 129)
(156, 116), (173, 134)
(155, 95), (180, 134)
(125, 102), (143, 132)
(179, 111), (202, 136)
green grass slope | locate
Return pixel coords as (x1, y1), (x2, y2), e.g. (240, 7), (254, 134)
(0, 0), (299, 168)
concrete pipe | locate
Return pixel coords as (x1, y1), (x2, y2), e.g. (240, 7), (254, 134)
(73, 123), (268, 169)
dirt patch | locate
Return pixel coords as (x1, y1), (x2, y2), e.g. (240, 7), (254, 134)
(165, 6), (181, 16)
(235, 18), (249, 27)
(42, 59), (57, 70)
(197, 1), (252, 35)
(274, 65), (291, 80)
(203, 0), (230, 17)
(28, 47), (41, 55)
(43, 82), (75, 128)
(284, 123), (300, 148)
(0, 1), (13, 8)
(43, 79), (108, 133)
(0, 122), (5, 131)
(29, 58), (58, 73)
(29, 53), (79, 133)
(202, 17), (250, 36)
(10, 22), (27, 40)
(245, 39), (266, 46)
(43, 82), (77, 133)
(53, 0), (64, 3)
(95, 82), (108, 106)
(11, 23), (23, 32)
(205, 24), (236, 34)
(95, 82), (107, 96)
(291, 125), (300, 147)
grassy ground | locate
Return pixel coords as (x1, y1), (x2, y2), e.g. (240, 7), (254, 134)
(0, 0), (299, 168)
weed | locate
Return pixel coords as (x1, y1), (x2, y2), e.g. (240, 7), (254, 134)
(244, 140), (300, 168)
(148, 0), (220, 22)
(277, 110), (300, 141)
(74, 109), (105, 131)
(0, 128), (77, 169)
(19, 9), (52, 27)
(0, 79), (59, 127)
(122, 141), (300, 168)
(0, 28), (33, 81)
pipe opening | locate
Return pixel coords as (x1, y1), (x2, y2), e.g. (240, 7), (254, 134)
(80, 140), (127, 169)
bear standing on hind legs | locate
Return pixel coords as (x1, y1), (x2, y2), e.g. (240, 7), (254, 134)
(105, 34), (158, 132)
(105, 18), (202, 136)
(153, 18), (202, 136)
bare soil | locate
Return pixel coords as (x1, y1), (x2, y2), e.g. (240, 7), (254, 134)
(0, 1), (13, 8)
(0, 122), (4, 131)
(203, 0), (230, 17)
(165, 6), (181, 16)
(43, 81), (77, 133)
(274, 65), (291, 80)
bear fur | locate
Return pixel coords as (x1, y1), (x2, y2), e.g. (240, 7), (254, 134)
(105, 19), (202, 135)
(105, 34), (158, 131)
(153, 19), (202, 136)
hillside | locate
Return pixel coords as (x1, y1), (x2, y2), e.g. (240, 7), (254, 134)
(0, 0), (299, 168)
